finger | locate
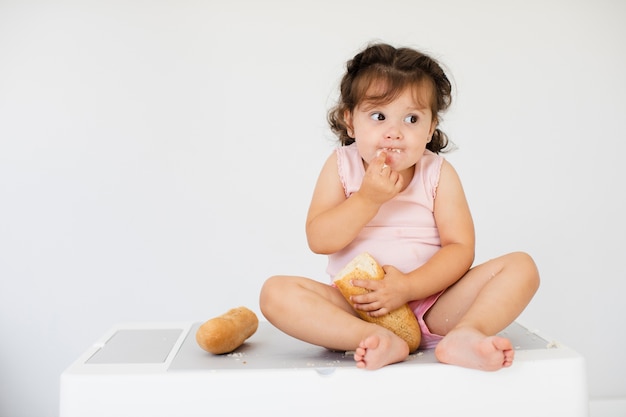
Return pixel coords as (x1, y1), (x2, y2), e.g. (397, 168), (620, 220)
(389, 170), (402, 185)
(351, 279), (379, 291)
(350, 292), (373, 305)
(377, 152), (391, 174)
(369, 151), (387, 172)
(375, 149), (388, 163)
(368, 308), (388, 318)
(381, 265), (397, 275)
(355, 301), (387, 315)
(353, 300), (381, 312)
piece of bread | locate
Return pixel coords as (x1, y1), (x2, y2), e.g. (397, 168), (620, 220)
(196, 306), (259, 354)
(333, 252), (421, 352)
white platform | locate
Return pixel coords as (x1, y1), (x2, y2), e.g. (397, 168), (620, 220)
(60, 321), (588, 417)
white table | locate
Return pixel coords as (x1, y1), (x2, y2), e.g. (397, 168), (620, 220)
(60, 321), (588, 417)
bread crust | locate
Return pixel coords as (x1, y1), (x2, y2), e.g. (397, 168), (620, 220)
(196, 306), (259, 354)
(334, 253), (422, 352)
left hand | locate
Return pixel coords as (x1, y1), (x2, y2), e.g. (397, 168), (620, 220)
(350, 265), (410, 317)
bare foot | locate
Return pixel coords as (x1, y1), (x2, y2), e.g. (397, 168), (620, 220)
(435, 326), (514, 371)
(354, 330), (409, 370)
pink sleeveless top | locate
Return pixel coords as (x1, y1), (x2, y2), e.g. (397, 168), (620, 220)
(326, 143), (444, 279)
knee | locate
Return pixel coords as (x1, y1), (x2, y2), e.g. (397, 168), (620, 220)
(509, 251), (540, 292)
(259, 276), (284, 317)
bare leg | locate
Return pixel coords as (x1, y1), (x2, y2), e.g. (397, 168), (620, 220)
(425, 252), (540, 371)
(259, 275), (409, 369)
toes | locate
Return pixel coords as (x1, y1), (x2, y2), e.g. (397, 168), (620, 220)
(362, 335), (381, 350)
(492, 336), (513, 351)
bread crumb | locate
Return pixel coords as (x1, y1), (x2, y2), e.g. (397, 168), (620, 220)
(406, 351), (424, 360)
(546, 341), (560, 349)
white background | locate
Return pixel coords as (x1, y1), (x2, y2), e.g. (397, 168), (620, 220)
(1, 1), (625, 416)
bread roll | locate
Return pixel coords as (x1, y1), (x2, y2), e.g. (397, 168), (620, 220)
(196, 306), (259, 354)
(334, 252), (421, 352)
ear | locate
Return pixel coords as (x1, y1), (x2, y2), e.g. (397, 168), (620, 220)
(343, 110), (355, 138)
(428, 118), (438, 142)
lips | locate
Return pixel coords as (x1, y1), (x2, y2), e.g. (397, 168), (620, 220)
(383, 147), (401, 153)
(377, 148), (401, 156)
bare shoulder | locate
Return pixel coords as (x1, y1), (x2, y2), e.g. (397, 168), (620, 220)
(318, 150), (339, 177)
(434, 158), (474, 245)
(314, 151), (343, 194)
(306, 151), (346, 220)
(434, 159), (471, 219)
(439, 158), (462, 184)
(435, 158), (468, 198)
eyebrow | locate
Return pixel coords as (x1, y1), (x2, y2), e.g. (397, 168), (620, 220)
(405, 105), (429, 112)
(358, 102), (429, 113)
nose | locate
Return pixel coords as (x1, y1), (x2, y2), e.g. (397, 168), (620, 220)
(385, 124), (402, 140)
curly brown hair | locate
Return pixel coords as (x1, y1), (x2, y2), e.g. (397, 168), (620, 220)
(328, 43), (453, 153)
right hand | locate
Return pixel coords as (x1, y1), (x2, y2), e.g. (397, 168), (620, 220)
(356, 151), (404, 205)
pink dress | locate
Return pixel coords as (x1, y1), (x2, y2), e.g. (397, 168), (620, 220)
(327, 143), (445, 349)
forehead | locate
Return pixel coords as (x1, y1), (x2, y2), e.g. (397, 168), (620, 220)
(360, 78), (434, 110)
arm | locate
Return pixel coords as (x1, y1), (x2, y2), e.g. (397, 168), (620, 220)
(404, 159), (475, 298)
(306, 151), (403, 254)
(351, 160), (475, 315)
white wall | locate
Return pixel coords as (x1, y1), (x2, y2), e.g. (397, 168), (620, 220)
(1, 1), (625, 416)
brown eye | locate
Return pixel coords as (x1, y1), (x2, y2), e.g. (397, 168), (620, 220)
(404, 115), (418, 123)
(370, 112), (385, 121)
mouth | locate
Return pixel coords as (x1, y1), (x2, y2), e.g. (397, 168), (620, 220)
(377, 148), (402, 156)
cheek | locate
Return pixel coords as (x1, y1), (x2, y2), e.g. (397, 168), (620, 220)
(354, 140), (378, 165)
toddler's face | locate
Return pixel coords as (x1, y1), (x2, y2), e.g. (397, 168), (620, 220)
(345, 84), (437, 173)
